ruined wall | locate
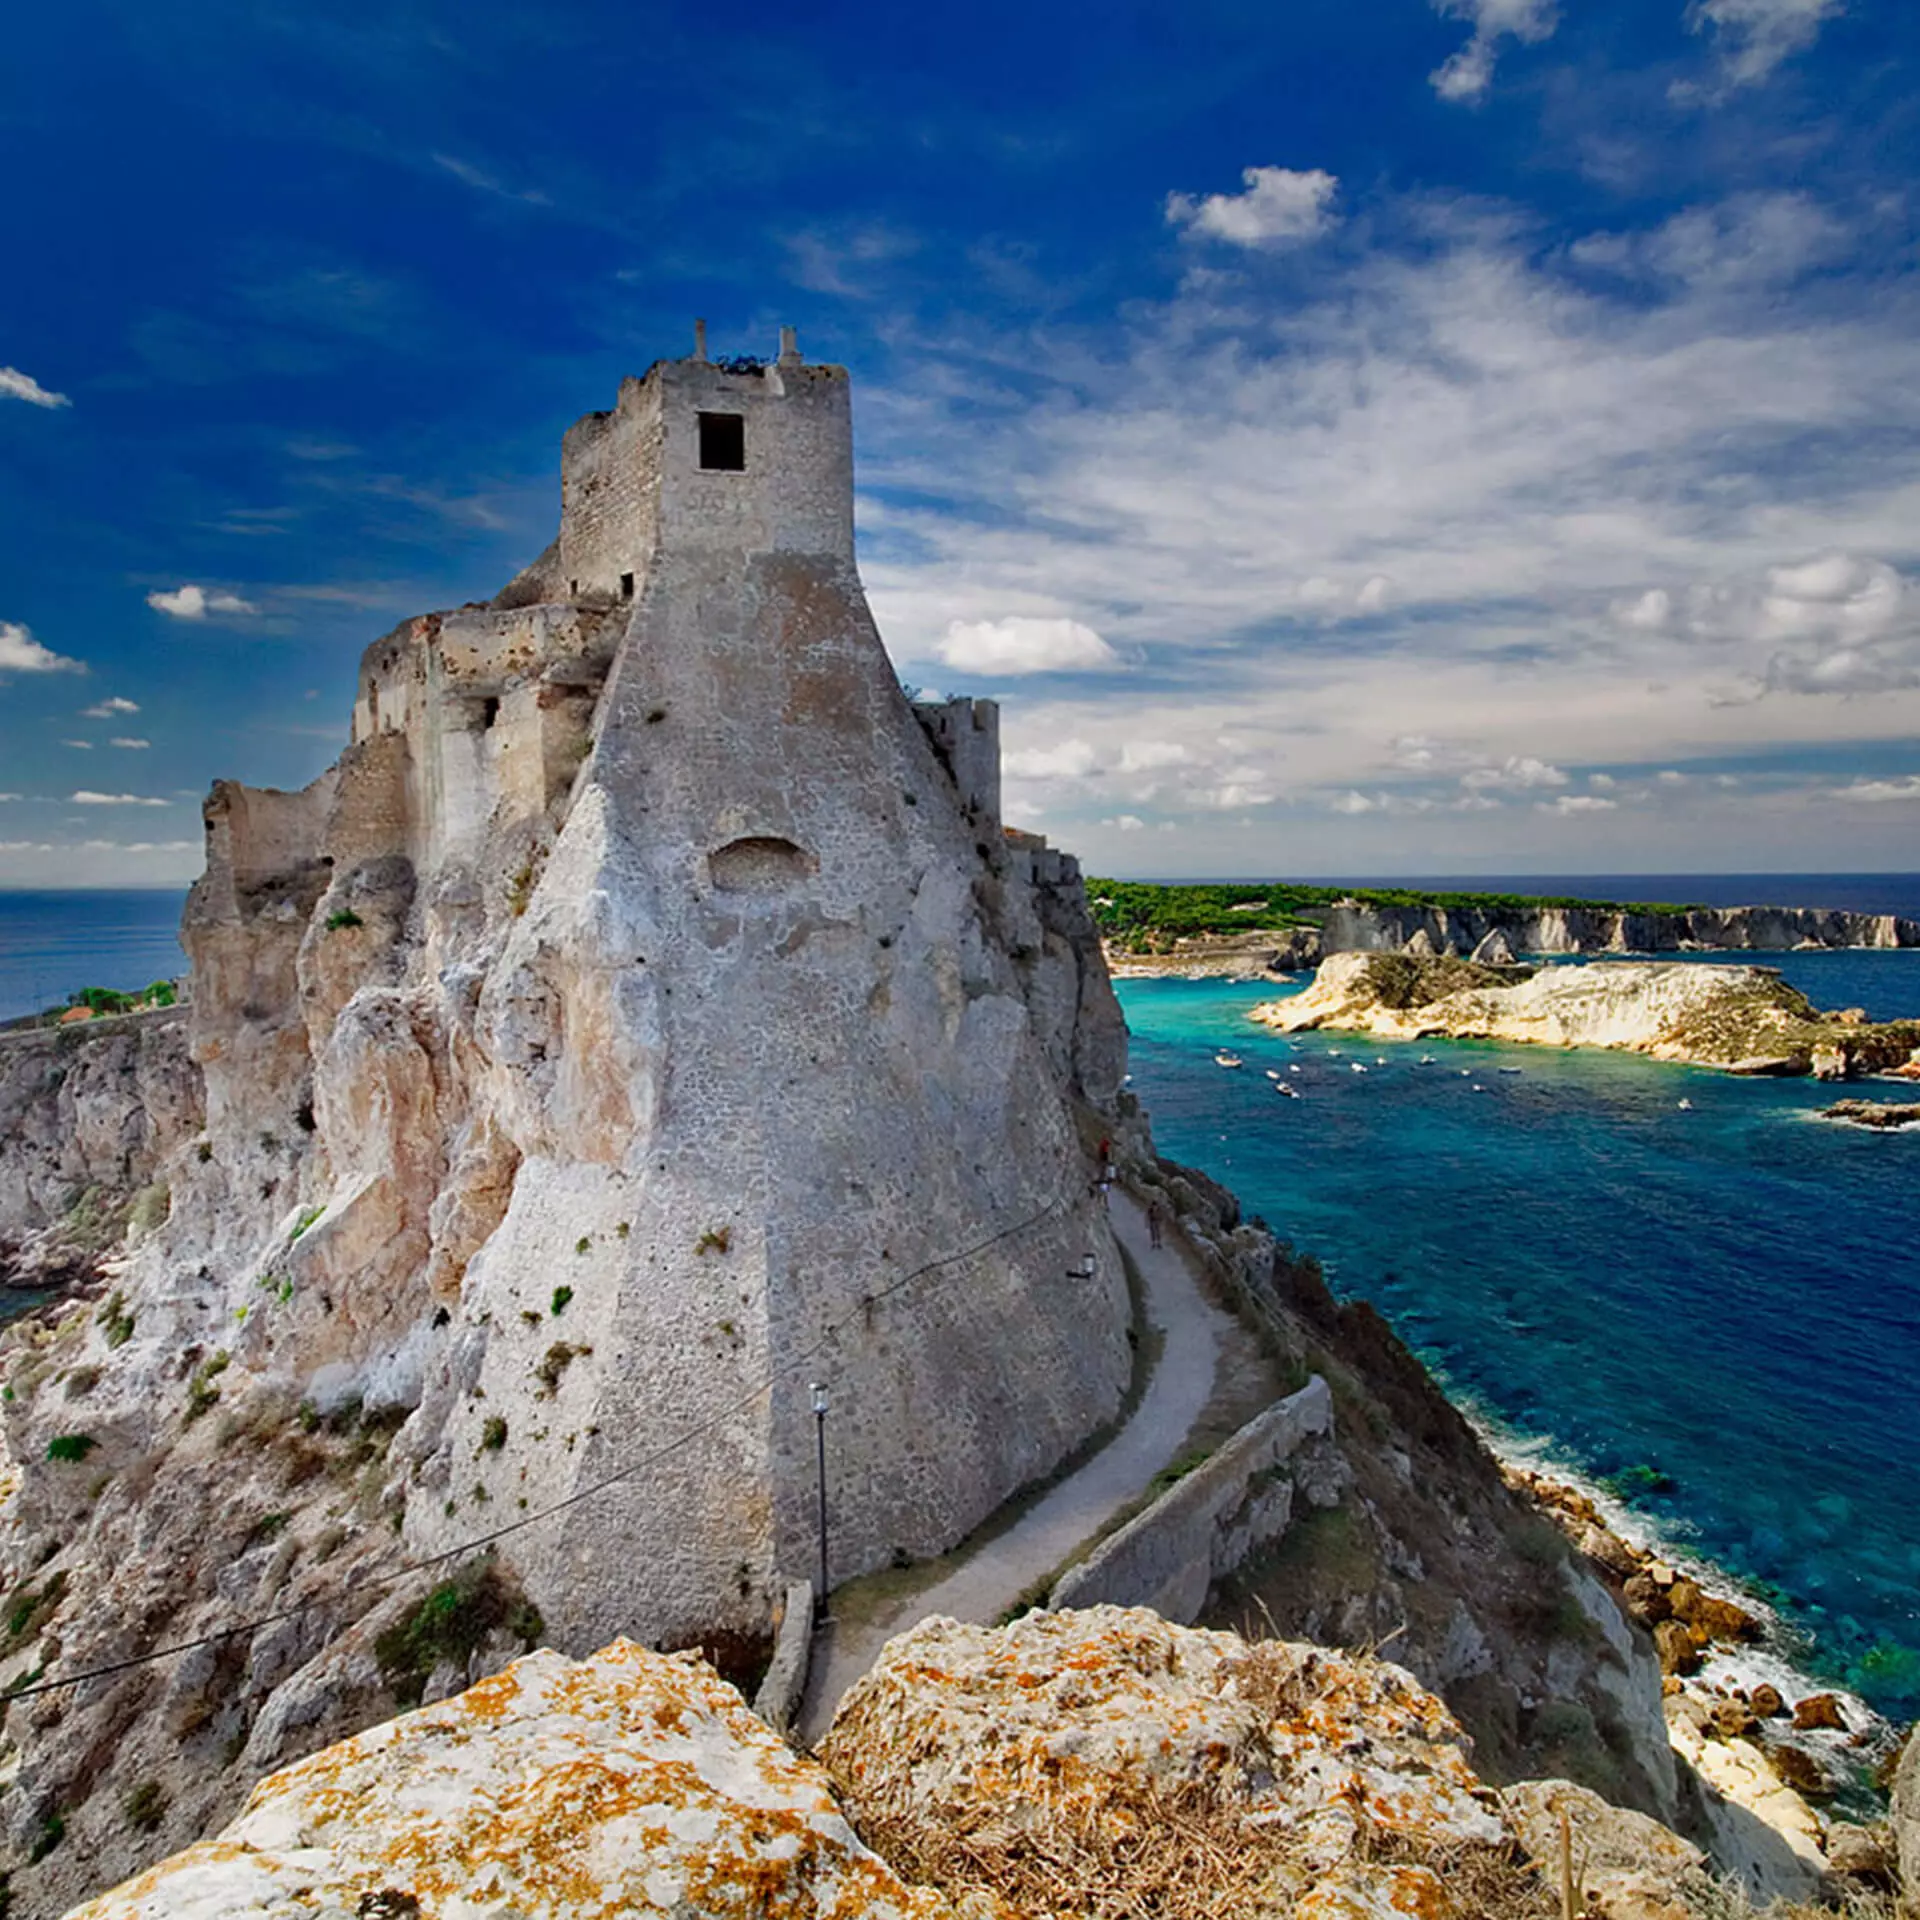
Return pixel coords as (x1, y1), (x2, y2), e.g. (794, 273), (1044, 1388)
(913, 698), (1002, 830)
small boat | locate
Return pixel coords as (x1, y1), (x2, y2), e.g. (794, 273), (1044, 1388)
(1288, 1065), (1302, 1075)
(1375, 1057), (1388, 1066)
(1419, 1055), (1436, 1065)
(1472, 1084), (1489, 1093)
(1498, 1067), (1523, 1076)
(1214, 1052), (1244, 1069)
(1350, 1062), (1368, 1074)
(1276, 1082), (1300, 1098)
(1460, 1070), (1472, 1078)
(1264, 1069), (1281, 1080)
(1677, 1098), (1694, 1111)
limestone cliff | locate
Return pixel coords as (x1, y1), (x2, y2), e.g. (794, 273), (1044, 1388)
(1252, 950), (1920, 1076)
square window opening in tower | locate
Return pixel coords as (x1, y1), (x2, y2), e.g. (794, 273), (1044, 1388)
(620, 571), (634, 600)
(698, 411), (746, 472)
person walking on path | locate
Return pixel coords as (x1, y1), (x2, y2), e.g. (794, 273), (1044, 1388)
(1147, 1200), (1166, 1250)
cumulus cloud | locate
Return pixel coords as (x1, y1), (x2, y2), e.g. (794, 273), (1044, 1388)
(0, 367), (69, 409)
(1102, 814), (1147, 831)
(1118, 741), (1192, 773)
(1461, 755), (1570, 791)
(1003, 738), (1100, 781)
(109, 737), (150, 749)
(0, 622), (84, 674)
(61, 739), (92, 750)
(1684, 0), (1842, 87)
(1614, 589), (1673, 631)
(1827, 775), (1920, 804)
(1165, 167), (1340, 248)
(935, 615), (1118, 676)
(82, 696), (139, 717)
(1429, 0), (1557, 103)
(146, 584), (259, 620)
(1541, 794), (1619, 814)
(70, 791), (170, 807)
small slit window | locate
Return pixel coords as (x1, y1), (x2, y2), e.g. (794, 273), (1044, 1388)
(698, 411), (746, 472)
(620, 571), (635, 600)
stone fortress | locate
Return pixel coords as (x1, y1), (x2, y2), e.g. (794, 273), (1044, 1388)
(171, 325), (1136, 1657)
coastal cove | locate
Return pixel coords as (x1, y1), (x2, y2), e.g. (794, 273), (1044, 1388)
(1114, 951), (1920, 1721)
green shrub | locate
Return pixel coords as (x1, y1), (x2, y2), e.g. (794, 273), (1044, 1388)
(291, 1205), (325, 1240)
(373, 1562), (543, 1706)
(550, 1286), (572, 1317)
(97, 1291), (135, 1348)
(45, 1433), (98, 1464)
(573, 1236), (590, 1255)
(28, 1814), (64, 1864)
(184, 1350), (230, 1424)
(534, 1343), (586, 1396)
(5, 1570), (66, 1645)
(123, 1780), (168, 1832)
(481, 1415), (507, 1452)
(695, 1226), (730, 1256)
(324, 907), (364, 931)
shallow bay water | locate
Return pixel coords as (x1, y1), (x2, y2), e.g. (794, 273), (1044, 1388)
(1116, 951), (1920, 1717)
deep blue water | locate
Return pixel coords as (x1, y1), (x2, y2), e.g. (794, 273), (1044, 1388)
(1117, 948), (1920, 1718)
(0, 890), (190, 1023)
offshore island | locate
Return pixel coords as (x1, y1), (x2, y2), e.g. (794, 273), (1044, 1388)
(0, 337), (1915, 1917)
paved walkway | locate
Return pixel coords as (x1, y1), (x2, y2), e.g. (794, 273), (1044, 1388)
(796, 1189), (1238, 1744)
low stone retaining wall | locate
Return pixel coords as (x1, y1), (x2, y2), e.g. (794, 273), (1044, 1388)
(751, 1578), (814, 1734)
(1050, 1375), (1334, 1624)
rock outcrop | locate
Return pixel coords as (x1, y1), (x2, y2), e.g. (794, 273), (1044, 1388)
(64, 1637), (972, 1920)
(1251, 951), (1920, 1077)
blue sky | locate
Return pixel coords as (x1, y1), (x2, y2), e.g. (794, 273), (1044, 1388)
(2, 0), (1916, 884)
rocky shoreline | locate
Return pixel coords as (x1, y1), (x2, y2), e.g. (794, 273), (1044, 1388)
(1820, 1099), (1920, 1130)
(1505, 1457), (1902, 1897)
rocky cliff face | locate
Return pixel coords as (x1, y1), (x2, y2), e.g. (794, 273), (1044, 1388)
(1254, 951), (1920, 1076)
(0, 1012), (201, 1290)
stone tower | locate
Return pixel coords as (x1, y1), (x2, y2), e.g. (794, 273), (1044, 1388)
(181, 328), (1139, 1651)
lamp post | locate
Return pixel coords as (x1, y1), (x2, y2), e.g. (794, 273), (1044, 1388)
(809, 1382), (830, 1626)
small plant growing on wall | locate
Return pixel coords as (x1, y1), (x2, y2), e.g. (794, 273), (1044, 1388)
(45, 1433), (98, 1464)
(550, 1286), (572, 1317)
(695, 1226), (731, 1257)
(325, 907), (364, 931)
(481, 1415), (508, 1452)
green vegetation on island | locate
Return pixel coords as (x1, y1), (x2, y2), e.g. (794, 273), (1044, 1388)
(1087, 879), (1702, 953)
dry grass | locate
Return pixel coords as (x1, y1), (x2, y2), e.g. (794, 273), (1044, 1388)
(842, 1768), (1558, 1920)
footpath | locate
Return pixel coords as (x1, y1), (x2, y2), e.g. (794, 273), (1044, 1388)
(795, 1188), (1240, 1745)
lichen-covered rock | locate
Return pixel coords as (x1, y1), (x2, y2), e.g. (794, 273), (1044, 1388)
(64, 1640), (968, 1920)
(821, 1608), (1548, 1920)
(1503, 1780), (1713, 1920)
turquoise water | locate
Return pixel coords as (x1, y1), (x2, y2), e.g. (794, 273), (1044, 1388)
(0, 890), (189, 1023)
(1116, 951), (1920, 1717)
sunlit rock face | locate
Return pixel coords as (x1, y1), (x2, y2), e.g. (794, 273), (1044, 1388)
(62, 1640), (975, 1920)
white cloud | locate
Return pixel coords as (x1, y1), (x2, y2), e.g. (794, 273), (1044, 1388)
(1656, 769), (1689, 785)
(1684, 0), (1842, 87)
(1461, 755), (1570, 791)
(0, 622), (85, 674)
(0, 367), (69, 409)
(1541, 794), (1619, 814)
(1356, 575), (1392, 612)
(1429, 0), (1557, 103)
(1827, 775), (1920, 804)
(61, 738), (92, 750)
(936, 615), (1117, 676)
(1330, 790), (1380, 814)
(1118, 740), (1191, 773)
(109, 737), (150, 749)
(1166, 167), (1340, 249)
(1102, 814), (1147, 831)
(70, 791), (170, 807)
(1589, 772), (1619, 789)
(1614, 588), (1673, 631)
(0, 793), (19, 802)
(82, 696), (139, 717)
(146, 584), (260, 620)
(1003, 738), (1100, 781)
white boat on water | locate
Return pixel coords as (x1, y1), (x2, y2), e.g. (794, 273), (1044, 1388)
(1350, 1062), (1368, 1074)
(1497, 1067), (1523, 1076)
(1276, 1082), (1300, 1098)
(1678, 1098), (1694, 1111)
(1265, 1069), (1282, 1080)
(1214, 1052), (1244, 1069)
(1289, 1064), (1302, 1075)
(1419, 1055), (1437, 1065)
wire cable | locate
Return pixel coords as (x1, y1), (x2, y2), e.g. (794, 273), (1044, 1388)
(4, 1190), (1077, 1702)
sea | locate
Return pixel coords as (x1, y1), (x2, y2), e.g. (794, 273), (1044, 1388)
(3, 878), (1917, 1720)
(1115, 868), (1920, 1723)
